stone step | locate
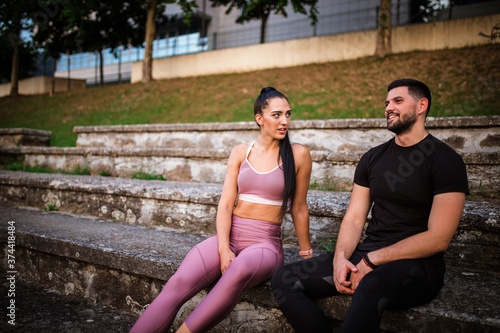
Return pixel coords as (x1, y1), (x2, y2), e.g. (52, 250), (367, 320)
(1, 205), (499, 333)
(0, 147), (24, 168)
(1, 146), (498, 200)
(0, 170), (498, 274)
(0, 128), (52, 148)
(74, 116), (500, 154)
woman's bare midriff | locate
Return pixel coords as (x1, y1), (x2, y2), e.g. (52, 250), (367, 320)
(233, 200), (283, 224)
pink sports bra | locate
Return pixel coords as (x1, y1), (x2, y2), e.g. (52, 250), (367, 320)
(237, 141), (285, 206)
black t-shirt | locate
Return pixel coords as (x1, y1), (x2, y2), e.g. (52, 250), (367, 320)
(354, 134), (469, 252)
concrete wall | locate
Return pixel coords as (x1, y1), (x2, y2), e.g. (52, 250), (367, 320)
(0, 76), (86, 97)
(392, 13), (500, 53)
(131, 14), (500, 83)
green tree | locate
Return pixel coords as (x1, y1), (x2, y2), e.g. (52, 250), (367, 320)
(209, 0), (319, 44)
(32, 0), (80, 91)
(0, 0), (38, 96)
(0, 30), (38, 85)
(33, 0), (198, 86)
(33, 0), (147, 87)
(69, 0), (147, 86)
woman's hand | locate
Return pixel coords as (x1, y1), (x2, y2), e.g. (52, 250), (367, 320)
(219, 248), (236, 275)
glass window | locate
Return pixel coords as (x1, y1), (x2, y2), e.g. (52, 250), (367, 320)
(55, 32), (205, 72)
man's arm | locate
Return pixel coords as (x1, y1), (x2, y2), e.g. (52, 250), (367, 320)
(333, 184), (372, 294)
(366, 192), (465, 266)
(348, 192), (465, 291)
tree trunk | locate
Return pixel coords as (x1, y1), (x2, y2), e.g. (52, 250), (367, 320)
(98, 49), (104, 87)
(201, 0), (206, 38)
(50, 59), (56, 96)
(118, 46), (122, 84)
(50, 78), (55, 96)
(10, 51), (19, 96)
(143, 0), (156, 83)
(260, 13), (269, 44)
(375, 0), (392, 57)
(67, 50), (71, 91)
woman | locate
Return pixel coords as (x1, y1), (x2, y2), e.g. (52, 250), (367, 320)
(130, 87), (313, 333)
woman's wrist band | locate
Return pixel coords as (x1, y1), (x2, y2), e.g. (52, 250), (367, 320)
(362, 254), (377, 270)
(299, 249), (313, 256)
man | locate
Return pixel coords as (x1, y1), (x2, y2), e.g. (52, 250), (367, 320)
(271, 78), (469, 332)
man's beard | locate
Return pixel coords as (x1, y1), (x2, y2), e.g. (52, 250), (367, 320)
(387, 107), (417, 135)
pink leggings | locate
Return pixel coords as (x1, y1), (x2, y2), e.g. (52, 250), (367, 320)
(130, 215), (284, 333)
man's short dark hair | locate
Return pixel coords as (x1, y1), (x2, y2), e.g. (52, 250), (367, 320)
(388, 79), (432, 116)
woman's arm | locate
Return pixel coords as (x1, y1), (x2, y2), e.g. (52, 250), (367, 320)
(290, 144), (313, 259)
(216, 144), (245, 274)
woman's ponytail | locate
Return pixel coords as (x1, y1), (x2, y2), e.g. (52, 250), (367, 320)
(279, 131), (296, 219)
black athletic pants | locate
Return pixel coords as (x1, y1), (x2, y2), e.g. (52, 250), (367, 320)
(271, 251), (445, 333)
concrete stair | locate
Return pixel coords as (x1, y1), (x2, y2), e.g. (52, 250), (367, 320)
(1, 115), (499, 332)
(1, 170), (499, 332)
(1, 116), (499, 198)
(73, 117), (500, 154)
(0, 170), (498, 272)
(1, 201), (499, 331)
(8, 146), (499, 199)
(0, 128), (51, 148)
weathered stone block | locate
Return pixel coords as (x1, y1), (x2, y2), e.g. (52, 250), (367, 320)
(0, 128), (51, 148)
